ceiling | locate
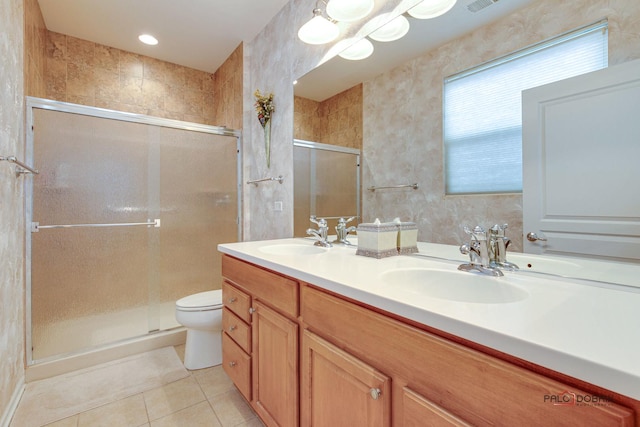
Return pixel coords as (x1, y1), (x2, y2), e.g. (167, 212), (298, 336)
(38, 0), (534, 100)
(37, 0), (291, 73)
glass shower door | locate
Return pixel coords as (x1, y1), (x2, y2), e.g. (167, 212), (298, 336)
(29, 104), (239, 362)
(31, 109), (156, 360)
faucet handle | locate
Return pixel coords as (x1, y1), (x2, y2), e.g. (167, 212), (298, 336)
(337, 217), (356, 225)
(464, 225), (486, 240)
(310, 215), (327, 227)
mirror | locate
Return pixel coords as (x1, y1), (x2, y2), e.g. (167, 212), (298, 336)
(293, 140), (360, 238)
(293, 0), (640, 288)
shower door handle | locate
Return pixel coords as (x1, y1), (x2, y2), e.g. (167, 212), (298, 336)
(31, 219), (161, 232)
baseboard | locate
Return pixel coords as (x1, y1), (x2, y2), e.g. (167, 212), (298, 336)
(0, 376), (25, 427)
(26, 328), (186, 382)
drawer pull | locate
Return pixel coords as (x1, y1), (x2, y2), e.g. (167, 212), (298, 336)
(228, 325), (237, 332)
(229, 361), (237, 367)
(249, 307), (256, 314)
(370, 388), (382, 400)
(228, 297), (237, 304)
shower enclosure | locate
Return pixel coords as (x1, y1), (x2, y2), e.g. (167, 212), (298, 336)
(293, 139), (360, 237)
(25, 97), (241, 364)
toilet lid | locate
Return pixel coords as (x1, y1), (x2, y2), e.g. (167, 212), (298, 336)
(176, 290), (223, 311)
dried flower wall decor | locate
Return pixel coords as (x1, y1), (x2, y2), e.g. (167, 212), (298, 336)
(254, 90), (275, 168)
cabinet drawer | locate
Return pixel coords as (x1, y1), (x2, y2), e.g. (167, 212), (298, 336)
(223, 307), (251, 353)
(222, 255), (298, 318)
(222, 333), (251, 401)
(401, 387), (471, 427)
(222, 280), (251, 323)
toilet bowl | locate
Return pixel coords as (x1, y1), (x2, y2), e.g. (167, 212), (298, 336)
(175, 289), (223, 370)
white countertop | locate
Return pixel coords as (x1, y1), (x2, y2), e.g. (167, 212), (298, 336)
(218, 238), (640, 400)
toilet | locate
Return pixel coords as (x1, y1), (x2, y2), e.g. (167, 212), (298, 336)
(175, 289), (223, 370)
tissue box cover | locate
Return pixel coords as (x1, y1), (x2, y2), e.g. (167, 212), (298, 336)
(397, 222), (418, 254)
(356, 222), (398, 259)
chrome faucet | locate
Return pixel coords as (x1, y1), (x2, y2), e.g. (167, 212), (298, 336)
(488, 224), (518, 271)
(459, 226), (503, 276)
(307, 216), (332, 247)
(333, 217), (357, 245)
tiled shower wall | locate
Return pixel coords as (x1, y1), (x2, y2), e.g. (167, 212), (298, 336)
(294, 84), (363, 150)
(25, 28), (243, 129)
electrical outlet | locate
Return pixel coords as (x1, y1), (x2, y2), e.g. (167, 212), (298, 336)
(274, 201), (283, 211)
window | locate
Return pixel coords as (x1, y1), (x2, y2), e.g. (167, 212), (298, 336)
(443, 20), (608, 195)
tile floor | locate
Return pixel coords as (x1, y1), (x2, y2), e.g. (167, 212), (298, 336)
(15, 345), (264, 427)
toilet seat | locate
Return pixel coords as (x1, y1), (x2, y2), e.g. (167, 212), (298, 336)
(176, 290), (223, 312)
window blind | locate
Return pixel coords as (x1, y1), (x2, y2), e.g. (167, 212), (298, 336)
(443, 19), (608, 195)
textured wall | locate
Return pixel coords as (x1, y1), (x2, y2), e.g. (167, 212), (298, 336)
(362, 0), (640, 251)
(294, 84), (363, 150)
(0, 0), (25, 422)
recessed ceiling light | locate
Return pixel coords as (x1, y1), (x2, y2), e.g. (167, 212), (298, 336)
(138, 34), (158, 45)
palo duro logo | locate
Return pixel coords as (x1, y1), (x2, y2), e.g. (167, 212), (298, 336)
(545, 390), (577, 406)
(544, 390), (614, 407)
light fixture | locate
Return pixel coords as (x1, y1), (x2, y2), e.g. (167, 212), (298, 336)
(138, 34), (158, 45)
(408, 0), (457, 19)
(298, 6), (340, 45)
(326, 0), (374, 22)
(368, 14), (410, 42)
(339, 38), (374, 60)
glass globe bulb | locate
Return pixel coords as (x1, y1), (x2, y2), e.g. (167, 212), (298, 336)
(326, 0), (374, 22)
(339, 38), (374, 61)
(298, 12), (340, 45)
(408, 0), (457, 19)
(369, 15), (410, 42)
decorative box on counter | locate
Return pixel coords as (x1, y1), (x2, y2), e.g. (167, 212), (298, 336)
(356, 219), (399, 259)
(396, 221), (418, 254)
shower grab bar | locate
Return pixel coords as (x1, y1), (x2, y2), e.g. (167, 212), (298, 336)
(0, 156), (39, 175)
(368, 183), (418, 191)
(247, 175), (284, 186)
(31, 219), (161, 232)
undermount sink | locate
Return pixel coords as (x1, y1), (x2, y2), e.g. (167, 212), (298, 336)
(259, 244), (328, 255)
(378, 268), (528, 304)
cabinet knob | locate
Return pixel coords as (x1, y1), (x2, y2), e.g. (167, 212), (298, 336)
(370, 388), (382, 400)
(228, 325), (237, 332)
(249, 307), (256, 314)
(229, 361), (237, 367)
(228, 297), (237, 304)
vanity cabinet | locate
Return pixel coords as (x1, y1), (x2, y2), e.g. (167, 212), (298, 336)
(222, 255), (635, 427)
(221, 255), (299, 427)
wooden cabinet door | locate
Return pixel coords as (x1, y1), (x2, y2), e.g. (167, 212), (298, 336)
(401, 387), (471, 427)
(252, 300), (298, 427)
(301, 330), (391, 427)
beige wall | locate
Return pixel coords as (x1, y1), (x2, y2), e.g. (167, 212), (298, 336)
(294, 84), (363, 150)
(0, 0), (25, 423)
(361, 0), (640, 251)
